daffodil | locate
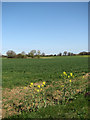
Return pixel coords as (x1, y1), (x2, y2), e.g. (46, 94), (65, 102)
(38, 85), (40, 88)
(70, 73), (73, 76)
(31, 83), (33, 85)
(69, 80), (71, 82)
(68, 75), (70, 78)
(43, 82), (46, 85)
(42, 84), (44, 87)
(63, 72), (66, 75)
(37, 89), (39, 92)
(40, 88), (42, 91)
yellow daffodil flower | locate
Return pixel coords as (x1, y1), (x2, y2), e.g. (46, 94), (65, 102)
(69, 80), (71, 82)
(63, 72), (67, 75)
(70, 73), (73, 76)
(31, 83), (33, 85)
(38, 85), (40, 88)
(42, 84), (44, 87)
(37, 89), (39, 92)
(68, 75), (70, 78)
(43, 82), (46, 85)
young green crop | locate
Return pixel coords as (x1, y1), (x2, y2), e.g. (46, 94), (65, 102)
(2, 56), (88, 88)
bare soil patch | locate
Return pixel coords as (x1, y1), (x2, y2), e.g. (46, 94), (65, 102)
(2, 73), (89, 118)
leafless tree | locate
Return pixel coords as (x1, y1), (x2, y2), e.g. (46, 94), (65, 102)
(6, 50), (16, 58)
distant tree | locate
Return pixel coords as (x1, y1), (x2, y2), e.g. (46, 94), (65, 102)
(41, 52), (45, 57)
(37, 50), (41, 58)
(16, 53), (27, 58)
(58, 52), (62, 56)
(71, 53), (74, 56)
(63, 51), (67, 56)
(68, 52), (71, 56)
(73, 54), (76, 56)
(21, 51), (26, 55)
(49, 54), (53, 56)
(29, 50), (36, 58)
(27, 52), (30, 57)
(6, 50), (16, 58)
(20, 51), (27, 58)
(78, 51), (88, 55)
(1, 54), (7, 58)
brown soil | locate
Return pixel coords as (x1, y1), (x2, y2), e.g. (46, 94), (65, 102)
(2, 73), (89, 118)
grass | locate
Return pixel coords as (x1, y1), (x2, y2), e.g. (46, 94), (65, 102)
(2, 56), (88, 89)
(2, 92), (89, 119)
(2, 56), (89, 119)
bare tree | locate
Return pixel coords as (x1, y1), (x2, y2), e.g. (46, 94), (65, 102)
(6, 50), (16, 58)
(71, 53), (74, 56)
(58, 52), (62, 56)
(37, 50), (41, 58)
(41, 52), (45, 57)
(63, 51), (67, 56)
(21, 51), (26, 55)
(68, 52), (71, 56)
(29, 50), (36, 58)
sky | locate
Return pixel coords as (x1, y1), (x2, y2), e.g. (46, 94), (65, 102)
(2, 2), (88, 55)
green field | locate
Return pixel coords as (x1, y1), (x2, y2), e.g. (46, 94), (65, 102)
(2, 56), (89, 119)
(2, 56), (88, 88)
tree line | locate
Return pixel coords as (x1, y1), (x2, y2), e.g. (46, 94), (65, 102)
(1, 50), (90, 58)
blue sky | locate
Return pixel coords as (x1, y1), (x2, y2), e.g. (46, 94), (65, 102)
(2, 2), (88, 55)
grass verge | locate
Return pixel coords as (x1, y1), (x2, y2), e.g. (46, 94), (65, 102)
(2, 92), (89, 120)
